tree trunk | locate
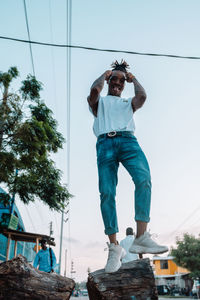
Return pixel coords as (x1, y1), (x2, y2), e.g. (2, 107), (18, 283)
(87, 258), (158, 300)
(0, 88), (8, 149)
(0, 254), (75, 299)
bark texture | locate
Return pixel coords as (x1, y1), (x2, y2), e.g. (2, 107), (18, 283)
(87, 258), (158, 300)
(0, 255), (75, 300)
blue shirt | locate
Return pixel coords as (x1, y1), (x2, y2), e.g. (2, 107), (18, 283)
(33, 248), (56, 272)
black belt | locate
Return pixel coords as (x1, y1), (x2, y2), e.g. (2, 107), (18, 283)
(98, 131), (134, 139)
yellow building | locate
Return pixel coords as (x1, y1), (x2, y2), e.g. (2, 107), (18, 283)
(152, 256), (189, 276)
(152, 256), (192, 291)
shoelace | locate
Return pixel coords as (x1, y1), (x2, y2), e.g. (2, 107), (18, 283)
(105, 241), (119, 251)
(145, 231), (159, 241)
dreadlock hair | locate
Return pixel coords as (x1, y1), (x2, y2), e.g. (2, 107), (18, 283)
(111, 59), (130, 73)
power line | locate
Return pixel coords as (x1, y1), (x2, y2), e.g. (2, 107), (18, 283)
(161, 205), (200, 245)
(169, 205), (200, 235)
(48, 1), (61, 239)
(48, 0), (57, 103)
(1, 35), (200, 60)
(59, 0), (72, 276)
(23, 0), (36, 76)
(66, 0), (72, 270)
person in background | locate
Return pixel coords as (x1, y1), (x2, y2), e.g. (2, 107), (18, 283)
(33, 238), (56, 273)
(120, 227), (138, 263)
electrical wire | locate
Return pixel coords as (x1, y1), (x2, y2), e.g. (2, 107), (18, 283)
(161, 205), (200, 244)
(66, 0), (72, 273)
(48, 0), (60, 239)
(1, 35), (200, 60)
(58, 0), (72, 276)
(23, 0), (36, 76)
(48, 0), (57, 104)
(184, 214), (200, 231)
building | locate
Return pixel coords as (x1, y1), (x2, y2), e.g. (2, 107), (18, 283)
(0, 187), (36, 262)
(152, 256), (193, 292)
(0, 186), (60, 274)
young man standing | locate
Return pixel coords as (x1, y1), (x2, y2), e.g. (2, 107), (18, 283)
(87, 60), (168, 273)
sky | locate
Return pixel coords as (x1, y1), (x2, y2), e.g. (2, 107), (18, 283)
(0, 0), (200, 282)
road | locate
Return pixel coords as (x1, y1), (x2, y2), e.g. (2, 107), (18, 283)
(71, 297), (191, 300)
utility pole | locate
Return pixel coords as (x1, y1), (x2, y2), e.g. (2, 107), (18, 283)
(71, 260), (76, 280)
(58, 213), (64, 274)
(49, 221), (53, 237)
(64, 249), (67, 277)
(58, 0), (72, 276)
(58, 205), (69, 275)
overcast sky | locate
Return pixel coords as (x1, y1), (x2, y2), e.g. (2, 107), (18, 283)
(1, 0), (200, 282)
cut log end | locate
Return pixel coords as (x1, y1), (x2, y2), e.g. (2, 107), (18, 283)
(0, 255), (75, 300)
(87, 258), (158, 300)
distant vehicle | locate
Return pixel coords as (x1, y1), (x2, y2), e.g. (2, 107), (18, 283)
(170, 286), (181, 296)
(72, 289), (80, 297)
(81, 289), (88, 296)
(156, 285), (170, 295)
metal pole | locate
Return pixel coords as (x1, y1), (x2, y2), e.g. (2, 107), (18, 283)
(64, 249), (67, 277)
(36, 238), (39, 253)
(14, 240), (17, 257)
(59, 211), (64, 274)
(6, 234), (11, 260)
(58, 0), (72, 277)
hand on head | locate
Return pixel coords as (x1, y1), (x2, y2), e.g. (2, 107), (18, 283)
(104, 70), (112, 82)
(105, 70), (135, 83)
(125, 72), (135, 83)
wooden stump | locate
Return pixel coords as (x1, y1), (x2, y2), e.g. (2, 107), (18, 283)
(0, 255), (75, 300)
(87, 258), (158, 300)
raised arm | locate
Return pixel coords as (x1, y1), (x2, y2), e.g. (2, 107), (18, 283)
(126, 73), (147, 112)
(87, 70), (112, 116)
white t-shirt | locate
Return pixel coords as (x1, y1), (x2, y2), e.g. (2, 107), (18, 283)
(90, 95), (135, 137)
(120, 235), (138, 263)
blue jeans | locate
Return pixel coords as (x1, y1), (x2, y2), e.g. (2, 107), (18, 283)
(96, 133), (151, 235)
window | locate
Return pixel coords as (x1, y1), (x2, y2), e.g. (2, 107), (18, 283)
(160, 260), (168, 269)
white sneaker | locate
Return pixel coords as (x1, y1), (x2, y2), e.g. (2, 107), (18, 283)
(105, 243), (126, 273)
(129, 232), (168, 254)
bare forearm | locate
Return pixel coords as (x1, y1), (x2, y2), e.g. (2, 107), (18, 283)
(133, 77), (146, 97)
(91, 73), (106, 94)
(88, 70), (112, 116)
(87, 74), (106, 115)
(132, 77), (147, 111)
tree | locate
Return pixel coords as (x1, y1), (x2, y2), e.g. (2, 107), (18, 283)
(0, 67), (71, 211)
(171, 233), (200, 280)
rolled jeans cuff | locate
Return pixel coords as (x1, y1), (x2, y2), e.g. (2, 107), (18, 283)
(104, 228), (119, 236)
(135, 216), (150, 223)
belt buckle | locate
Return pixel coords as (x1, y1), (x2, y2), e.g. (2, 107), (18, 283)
(107, 131), (117, 137)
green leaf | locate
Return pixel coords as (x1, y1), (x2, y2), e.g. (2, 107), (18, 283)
(0, 67), (72, 210)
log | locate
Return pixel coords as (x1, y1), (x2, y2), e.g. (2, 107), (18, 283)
(0, 254), (75, 300)
(87, 258), (158, 300)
